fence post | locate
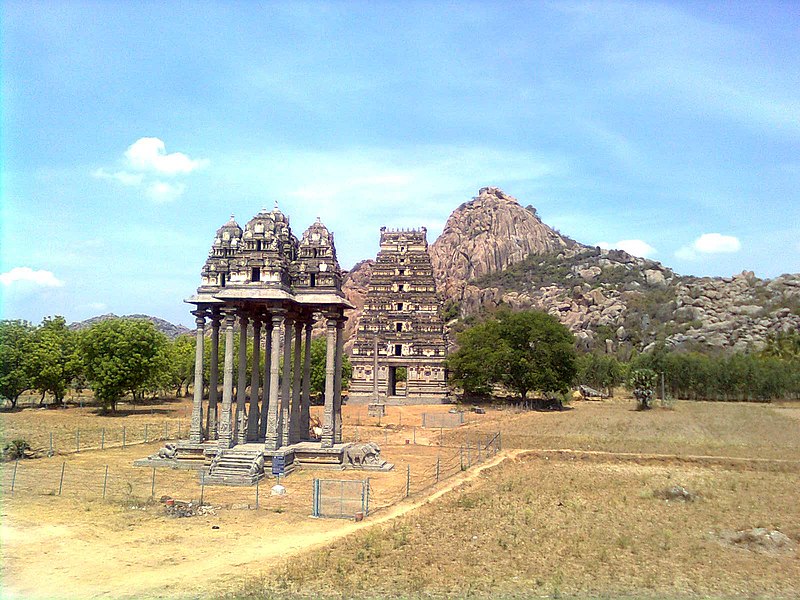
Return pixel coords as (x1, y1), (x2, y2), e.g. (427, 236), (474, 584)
(11, 458), (19, 494)
(413, 426), (416, 444)
(145, 424), (149, 443)
(150, 467), (156, 499)
(312, 479), (319, 517)
(405, 464), (411, 498)
(101, 428), (105, 450)
(122, 426), (126, 448)
(467, 444), (472, 468)
(58, 462), (66, 495)
(200, 472), (205, 506)
(102, 465), (109, 499)
(76, 430), (80, 452)
(255, 478), (260, 510)
(365, 478), (371, 516)
(460, 445), (464, 470)
(436, 457), (440, 482)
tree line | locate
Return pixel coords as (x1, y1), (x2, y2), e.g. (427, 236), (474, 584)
(0, 317), (351, 412)
(447, 309), (800, 403)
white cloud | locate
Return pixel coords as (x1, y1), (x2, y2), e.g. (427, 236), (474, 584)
(693, 233), (741, 254)
(596, 239), (656, 258)
(124, 137), (209, 175)
(0, 267), (64, 287)
(92, 168), (143, 186)
(94, 137), (206, 203)
(147, 181), (186, 203)
(675, 232), (741, 260)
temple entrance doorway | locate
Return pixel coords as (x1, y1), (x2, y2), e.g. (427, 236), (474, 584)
(388, 366), (407, 396)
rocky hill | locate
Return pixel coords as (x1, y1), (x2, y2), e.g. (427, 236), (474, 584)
(341, 186), (800, 355)
(69, 313), (191, 339)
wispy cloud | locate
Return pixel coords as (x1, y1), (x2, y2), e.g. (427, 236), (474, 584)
(93, 137), (208, 202)
(0, 267), (64, 287)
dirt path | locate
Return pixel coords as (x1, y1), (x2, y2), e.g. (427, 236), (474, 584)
(1, 451), (518, 600)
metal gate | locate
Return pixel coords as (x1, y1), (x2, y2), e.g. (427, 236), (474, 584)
(312, 478), (370, 519)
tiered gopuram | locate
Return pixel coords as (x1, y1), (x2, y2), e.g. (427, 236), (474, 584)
(349, 227), (449, 404)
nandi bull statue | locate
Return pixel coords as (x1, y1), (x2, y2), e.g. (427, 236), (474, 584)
(343, 441), (394, 471)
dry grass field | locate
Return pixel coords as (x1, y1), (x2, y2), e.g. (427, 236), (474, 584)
(2, 396), (799, 599)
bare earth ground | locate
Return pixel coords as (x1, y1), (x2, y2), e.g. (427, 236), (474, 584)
(2, 397), (799, 599)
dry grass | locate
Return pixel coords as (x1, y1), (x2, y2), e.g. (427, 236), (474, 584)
(232, 455), (800, 599)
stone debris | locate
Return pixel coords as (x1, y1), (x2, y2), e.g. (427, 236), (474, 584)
(160, 496), (217, 518)
(656, 485), (697, 502)
(720, 528), (797, 555)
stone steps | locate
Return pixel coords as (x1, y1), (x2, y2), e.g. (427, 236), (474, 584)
(203, 448), (265, 486)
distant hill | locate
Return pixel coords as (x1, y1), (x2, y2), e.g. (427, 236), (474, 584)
(341, 186), (800, 355)
(69, 313), (191, 340)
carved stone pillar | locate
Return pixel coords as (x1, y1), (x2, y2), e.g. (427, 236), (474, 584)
(235, 313), (249, 445)
(247, 316), (261, 440)
(206, 311), (221, 440)
(264, 311), (284, 450)
(333, 316), (346, 444)
(321, 316), (337, 448)
(280, 316), (293, 447)
(259, 316), (273, 439)
(289, 320), (304, 443)
(189, 311), (206, 443)
(218, 309), (236, 450)
(300, 321), (313, 441)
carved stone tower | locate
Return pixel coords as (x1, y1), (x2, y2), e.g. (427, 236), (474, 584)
(349, 227), (449, 403)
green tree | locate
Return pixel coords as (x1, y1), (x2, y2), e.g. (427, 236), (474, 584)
(308, 337), (352, 398)
(0, 320), (34, 408)
(26, 316), (82, 406)
(629, 368), (657, 410)
(79, 318), (169, 411)
(167, 334), (196, 397)
(448, 309), (577, 401)
(576, 353), (626, 396)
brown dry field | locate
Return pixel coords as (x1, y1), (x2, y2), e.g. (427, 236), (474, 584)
(1, 396), (799, 600)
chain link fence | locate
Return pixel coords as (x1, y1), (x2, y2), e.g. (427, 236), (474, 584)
(312, 479), (370, 519)
(1, 420), (189, 457)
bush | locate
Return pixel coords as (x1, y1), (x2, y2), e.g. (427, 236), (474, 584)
(3, 439), (31, 461)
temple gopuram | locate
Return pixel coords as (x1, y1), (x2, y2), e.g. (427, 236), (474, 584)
(349, 227), (449, 405)
(142, 207), (367, 484)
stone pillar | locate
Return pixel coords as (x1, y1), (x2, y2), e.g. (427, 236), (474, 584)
(264, 311), (284, 450)
(218, 309), (236, 449)
(321, 316), (337, 448)
(188, 311), (206, 443)
(206, 311), (221, 440)
(280, 316), (293, 447)
(300, 321), (313, 441)
(372, 334), (379, 402)
(333, 316), (346, 444)
(259, 316), (273, 439)
(289, 320), (304, 443)
(235, 313), (249, 445)
(247, 316), (261, 440)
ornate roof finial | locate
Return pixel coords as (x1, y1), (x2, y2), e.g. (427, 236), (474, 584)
(274, 199), (279, 209)
(316, 216), (321, 223)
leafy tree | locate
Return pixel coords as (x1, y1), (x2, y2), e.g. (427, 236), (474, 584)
(79, 318), (169, 411)
(0, 320), (34, 408)
(308, 337), (352, 398)
(576, 353), (626, 396)
(762, 331), (800, 362)
(167, 334), (196, 397)
(26, 316), (82, 406)
(630, 368), (657, 410)
(448, 309), (577, 401)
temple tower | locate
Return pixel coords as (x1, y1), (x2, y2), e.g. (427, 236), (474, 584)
(349, 227), (449, 404)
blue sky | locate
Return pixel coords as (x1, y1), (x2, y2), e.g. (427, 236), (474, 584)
(2, 1), (799, 327)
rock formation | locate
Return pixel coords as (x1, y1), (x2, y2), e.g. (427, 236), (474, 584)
(429, 187), (575, 300)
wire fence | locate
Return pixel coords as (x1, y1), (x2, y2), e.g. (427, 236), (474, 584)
(367, 432), (502, 513)
(421, 411), (465, 428)
(312, 479), (370, 519)
(0, 420), (190, 457)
